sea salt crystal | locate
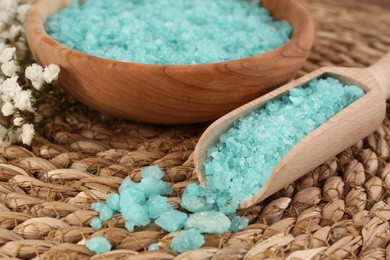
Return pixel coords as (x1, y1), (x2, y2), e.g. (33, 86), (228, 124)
(98, 205), (113, 221)
(120, 187), (146, 205)
(148, 243), (159, 251)
(46, 0), (292, 65)
(92, 203), (113, 221)
(91, 202), (105, 212)
(125, 221), (135, 232)
(185, 211), (231, 235)
(230, 215), (249, 233)
(137, 177), (173, 197)
(141, 165), (165, 179)
(121, 203), (150, 227)
(118, 179), (136, 194)
(106, 193), (120, 212)
(90, 217), (102, 230)
(180, 184), (215, 213)
(170, 229), (205, 253)
(148, 195), (173, 219)
(86, 236), (111, 254)
(155, 210), (188, 232)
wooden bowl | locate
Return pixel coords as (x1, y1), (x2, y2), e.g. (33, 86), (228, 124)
(25, 0), (314, 124)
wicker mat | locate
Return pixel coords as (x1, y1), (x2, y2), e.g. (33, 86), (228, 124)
(1, 0), (390, 259)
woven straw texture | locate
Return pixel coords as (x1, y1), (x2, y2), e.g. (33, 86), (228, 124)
(1, 0), (390, 259)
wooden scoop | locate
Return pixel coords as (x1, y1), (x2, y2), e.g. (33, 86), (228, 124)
(194, 52), (390, 209)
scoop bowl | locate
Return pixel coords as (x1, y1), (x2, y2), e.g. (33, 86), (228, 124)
(25, 0), (314, 124)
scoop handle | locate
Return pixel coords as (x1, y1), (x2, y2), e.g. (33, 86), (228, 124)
(369, 52), (390, 99)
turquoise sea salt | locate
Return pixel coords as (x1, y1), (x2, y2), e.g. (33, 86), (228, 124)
(148, 243), (159, 251)
(170, 229), (205, 253)
(185, 211), (231, 235)
(45, 0), (292, 65)
(106, 193), (120, 212)
(155, 210), (188, 232)
(92, 203), (113, 221)
(148, 195), (174, 218)
(86, 236), (112, 254)
(86, 78), (363, 254)
(89, 165), (248, 254)
(230, 215), (250, 233)
(180, 77), (364, 216)
(90, 218), (102, 230)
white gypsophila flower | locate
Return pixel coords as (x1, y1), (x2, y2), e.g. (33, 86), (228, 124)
(31, 78), (44, 90)
(0, 1), (30, 61)
(17, 4), (30, 23)
(0, 43), (6, 52)
(8, 25), (22, 41)
(1, 93), (11, 103)
(25, 63), (43, 81)
(25, 63), (45, 90)
(0, 47), (16, 63)
(0, 75), (21, 98)
(1, 60), (19, 76)
(1, 0), (18, 11)
(1, 102), (14, 116)
(21, 123), (34, 145)
(0, 11), (13, 27)
(43, 64), (60, 84)
(13, 89), (33, 112)
(13, 117), (24, 126)
(0, 31), (12, 42)
(15, 39), (27, 53)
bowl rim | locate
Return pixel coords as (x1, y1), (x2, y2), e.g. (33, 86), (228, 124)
(26, 0), (315, 70)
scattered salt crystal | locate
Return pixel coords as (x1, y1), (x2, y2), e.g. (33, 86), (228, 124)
(180, 186), (215, 213)
(90, 218), (102, 230)
(171, 229), (205, 253)
(86, 236), (111, 254)
(91, 202), (105, 212)
(230, 215), (249, 233)
(125, 221), (135, 232)
(155, 210), (188, 232)
(89, 165), (250, 253)
(98, 204), (113, 221)
(148, 195), (173, 219)
(121, 203), (150, 227)
(120, 188), (145, 205)
(91, 203), (113, 221)
(185, 211), (231, 235)
(137, 177), (173, 197)
(148, 243), (159, 251)
(106, 193), (120, 212)
(118, 179), (136, 194)
(141, 165), (164, 179)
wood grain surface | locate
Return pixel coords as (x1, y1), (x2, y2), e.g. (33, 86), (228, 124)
(195, 52), (390, 208)
(25, 0), (314, 124)
(359, 0), (390, 8)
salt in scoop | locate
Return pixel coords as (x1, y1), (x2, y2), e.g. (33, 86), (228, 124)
(194, 52), (390, 209)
